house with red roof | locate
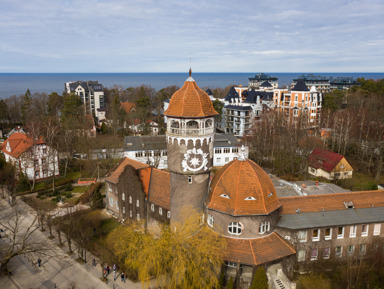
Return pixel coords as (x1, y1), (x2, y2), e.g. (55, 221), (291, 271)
(1, 132), (59, 181)
(308, 148), (353, 180)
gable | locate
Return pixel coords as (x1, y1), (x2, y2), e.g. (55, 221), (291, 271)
(332, 157), (353, 172)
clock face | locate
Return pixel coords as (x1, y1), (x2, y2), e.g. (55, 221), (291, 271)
(182, 147), (208, 172)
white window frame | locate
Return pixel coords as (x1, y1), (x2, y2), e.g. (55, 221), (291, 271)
(310, 248), (318, 261)
(350, 225), (357, 238)
(335, 246), (343, 258)
(109, 197), (113, 206)
(224, 261), (237, 268)
(297, 250), (306, 262)
(122, 207), (125, 214)
(167, 211), (170, 218)
(374, 223), (381, 236)
(324, 228), (332, 240)
(129, 196), (132, 204)
(207, 214), (214, 227)
(347, 245), (355, 256)
(360, 244), (366, 255)
(361, 224), (369, 237)
(258, 221), (270, 234)
(122, 193), (125, 201)
(337, 226), (344, 239)
(228, 222), (242, 235)
(323, 247), (330, 259)
(188, 176), (192, 184)
(159, 207), (163, 215)
(137, 214), (140, 220)
(116, 200), (119, 210)
(136, 200), (140, 207)
(312, 229), (320, 242)
(298, 230), (307, 242)
(151, 204), (155, 212)
(129, 210), (132, 218)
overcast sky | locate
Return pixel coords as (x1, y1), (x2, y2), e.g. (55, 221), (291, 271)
(0, 0), (383, 73)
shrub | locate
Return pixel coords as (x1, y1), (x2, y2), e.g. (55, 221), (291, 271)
(65, 192), (73, 199)
(226, 277), (233, 289)
(250, 266), (268, 289)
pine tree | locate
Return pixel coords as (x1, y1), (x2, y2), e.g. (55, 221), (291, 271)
(249, 266), (268, 289)
(226, 277), (234, 289)
(21, 89), (32, 124)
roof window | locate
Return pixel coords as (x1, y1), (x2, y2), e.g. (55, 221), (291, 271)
(244, 196), (256, 200)
(220, 194), (230, 199)
(344, 201), (354, 209)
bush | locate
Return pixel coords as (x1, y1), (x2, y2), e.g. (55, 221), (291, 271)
(65, 192), (73, 199)
(226, 277), (233, 289)
(250, 266), (268, 289)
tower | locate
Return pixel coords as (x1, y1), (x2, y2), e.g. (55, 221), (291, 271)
(164, 70), (218, 224)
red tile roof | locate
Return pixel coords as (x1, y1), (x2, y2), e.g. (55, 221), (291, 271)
(164, 75), (218, 118)
(279, 190), (384, 215)
(308, 148), (344, 172)
(225, 233), (296, 266)
(1, 132), (44, 159)
(105, 158), (150, 184)
(206, 159), (281, 215)
(148, 168), (170, 210)
(121, 102), (136, 114)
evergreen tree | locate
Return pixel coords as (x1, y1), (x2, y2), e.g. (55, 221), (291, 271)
(21, 89), (32, 124)
(249, 266), (268, 289)
(0, 99), (9, 124)
(226, 277), (234, 289)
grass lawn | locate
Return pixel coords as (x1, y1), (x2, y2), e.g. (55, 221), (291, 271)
(335, 172), (383, 191)
(71, 185), (90, 194)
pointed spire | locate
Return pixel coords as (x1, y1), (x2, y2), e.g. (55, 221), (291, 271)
(189, 67), (192, 77)
(238, 145), (247, 161)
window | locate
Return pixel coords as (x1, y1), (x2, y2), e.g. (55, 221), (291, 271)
(122, 193), (125, 201)
(298, 250), (306, 262)
(347, 245), (355, 256)
(116, 200), (119, 210)
(215, 148), (222, 154)
(228, 222), (242, 235)
(350, 226), (357, 238)
(207, 214), (214, 227)
(159, 207), (163, 215)
(43, 148), (47, 154)
(360, 244), (366, 255)
(43, 169), (47, 176)
(337, 226), (344, 239)
(216, 158), (221, 163)
(136, 200), (140, 207)
(374, 224), (381, 235)
(34, 159), (39, 167)
(129, 196), (132, 204)
(312, 229), (320, 241)
(310, 248), (318, 260)
(135, 152), (143, 158)
(223, 148), (230, 154)
(35, 171), (40, 177)
(325, 228), (332, 240)
(220, 194), (230, 199)
(122, 207), (125, 214)
(224, 261), (237, 268)
(323, 247), (330, 259)
(298, 230), (307, 242)
(225, 157), (229, 162)
(188, 176), (192, 184)
(259, 221), (270, 234)
(42, 158), (46, 165)
(145, 151), (151, 157)
(108, 184), (112, 192)
(129, 210), (132, 218)
(151, 204), (155, 212)
(361, 224), (369, 237)
(335, 246), (343, 258)
(340, 164), (345, 169)
(137, 214), (140, 221)
(167, 211), (170, 218)
(109, 197), (113, 206)
(232, 147), (238, 153)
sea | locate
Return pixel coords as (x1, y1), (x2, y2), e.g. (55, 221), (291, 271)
(0, 72), (384, 99)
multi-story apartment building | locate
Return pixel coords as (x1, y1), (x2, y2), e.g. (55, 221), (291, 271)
(291, 74), (330, 94)
(248, 73), (279, 89)
(65, 81), (106, 120)
(274, 80), (322, 127)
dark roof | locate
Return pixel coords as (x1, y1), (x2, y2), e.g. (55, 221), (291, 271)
(292, 79), (309, 91)
(248, 73), (278, 82)
(124, 134), (241, 152)
(260, 81), (272, 87)
(205, 89), (213, 96)
(243, 90), (273, 104)
(225, 105), (252, 111)
(308, 148), (345, 172)
(224, 86), (240, 102)
(68, 81), (103, 92)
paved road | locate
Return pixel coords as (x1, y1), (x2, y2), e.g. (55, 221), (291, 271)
(0, 198), (151, 289)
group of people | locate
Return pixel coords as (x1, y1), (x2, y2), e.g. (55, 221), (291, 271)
(102, 263), (125, 283)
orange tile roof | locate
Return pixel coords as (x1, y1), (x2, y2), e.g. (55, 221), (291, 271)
(148, 169), (170, 210)
(121, 102), (136, 114)
(225, 232), (296, 266)
(279, 190), (384, 215)
(1, 132), (44, 159)
(164, 75), (218, 118)
(139, 167), (152, 199)
(105, 158), (150, 184)
(206, 159), (281, 215)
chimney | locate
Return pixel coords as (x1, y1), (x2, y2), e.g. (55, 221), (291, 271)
(315, 181), (319, 186)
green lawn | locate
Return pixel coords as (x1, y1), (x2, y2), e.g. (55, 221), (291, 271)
(71, 185), (90, 194)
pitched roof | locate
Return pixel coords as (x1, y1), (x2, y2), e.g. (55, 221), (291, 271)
(308, 147), (345, 172)
(121, 102), (136, 113)
(148, 169), (170, 210)
(1, 132), (44, 159)
(164, 72), (218, 118)
(260, 81), (272, 87)
(105, 158), (150, 184)
(206, 159), (281, 215)
(279, 190), (384, 215)
(224, 86), (240, 102)
(292, 79), (309, 91)
(225, 232), (295, 266)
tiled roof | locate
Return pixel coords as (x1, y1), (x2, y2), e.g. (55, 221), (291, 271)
(121, 102), (136, 114)
(225, 86), (240, 102)
(1, 132), (44, 159)
(292, 79), (309, 91)
(225, 232), (295, 266)
(308, 147), (344, 172)
(148, 169), (170, 210)
(105, 158), (150, 184)
(279, 190), (384, 215)
(206, 159), (281, 215)
(164, 74), (218, 118)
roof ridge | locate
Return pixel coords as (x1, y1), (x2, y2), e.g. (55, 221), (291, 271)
(191, 81), (205, 117)
(279, 190), (384, 201)
(233, 161), (242, 215)
(274, 232), (296, 254)
(249, 161), (268, 214)
(249, 239), (257, 265)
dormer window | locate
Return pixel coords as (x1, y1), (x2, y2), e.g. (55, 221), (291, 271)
(244, 196), (256, 200)
(344, 201), (354, 209)
(220, 194), (230, 199)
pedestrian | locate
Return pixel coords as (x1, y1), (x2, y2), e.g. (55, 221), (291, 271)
(103, 267), (107, 277)
(37, 258), (41, 267)
(121, 272), (125, 283)
(113, 263), (116, 271)
(92, 258), (96, 267)
(107, 265), (110, 275)
(113, 270), (116, 281)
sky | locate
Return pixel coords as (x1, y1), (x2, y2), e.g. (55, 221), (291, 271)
(0, 0), (383, 73)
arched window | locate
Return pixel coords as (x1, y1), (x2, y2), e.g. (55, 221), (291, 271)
(207, 214), (214, 227)
(228, 222), (242, 235)
(170, 120), (179, 128)
(259, 221), (270, 234)
(205, 119), (213, 128)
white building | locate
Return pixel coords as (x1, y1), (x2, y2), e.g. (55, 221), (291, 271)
(123, 134), (248, 169)
(1, 132), (59, 181)
(65, 81), (106, 120)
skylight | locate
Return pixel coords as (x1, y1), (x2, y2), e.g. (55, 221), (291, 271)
(244, 196), (256, 200)
(220, 194), (230, 199)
